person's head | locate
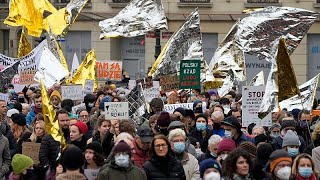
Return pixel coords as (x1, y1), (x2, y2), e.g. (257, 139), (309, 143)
(115, 132), (134, 153)
(221, 116), (241, 139)
(61, 99), (74, 113)
(311, 122), (320, 142)
(193, 100), (203, 113)
(136, 125), (153, 151)
(33, 94), (42, 109)
(77, 109), (89, 123)
(211, 111), (224, 124)
(33, 121), (45, 138)
(149, 114), (159, 134)
(21, 103), (30, 116)
(299, 110), (311, 122)
(223, 148), (252, 178)
(239, 141), (257, 158)
(213, 105), (224, 114)
(230, 109), (242, 123)
(282, 130), (300, 157)
(252, 125), (265, 137)
(157, 111), (171, 136)
(57, 109), (70, 130)
(280, 119), (296, 136)
(13, 102), (22, 113)
(173, 107), (186, 120)
(50, 90), (62, 106)
(254, 134), (271, 147)
(200, 92), (210, 103)
(84, 93), (96, 112)
(270, 123), (281, 139)
(292, 153), (316, 178)
(61, 145), (84, 171)
(217, 138), (236, 159)
(11, 113), (26, 127)
(0, 100), (7, 116)
(151, 134), (171, 157)
(11, 154), (33, 175)
(110, 119), (120, 135)
(207, 135), (222, 158)
(119, 120), (136, 137)
(112, 140), (132, 167)
(268, 149), (293, 180)
(96, 114), (111, 136)
(167, 120), (186, 133)
(6, 109), (19, 125)
(199, 158), (222, 180)
(70, 121), (88, 142)
(256, 143), (274, 164)
(195, 113), (208, 132)
(149, 98), (164, 114)
(168, 129), (186, 154)
(85, 142), (104, 167)
(272, 112), (280, 122)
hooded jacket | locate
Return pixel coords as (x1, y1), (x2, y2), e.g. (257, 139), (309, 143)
(98, 161), (147, 180)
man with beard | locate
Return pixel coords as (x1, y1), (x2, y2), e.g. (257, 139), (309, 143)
(39, 109), (71, 179)
(211, 111), (225, 137)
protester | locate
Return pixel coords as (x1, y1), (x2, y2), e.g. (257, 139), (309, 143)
(304, 122), (320, 155)
(265, 149), (293, 180)
(26, 94), (42, 126)
(0, 130), (11, 179)
(251, 125), (265, 137)
(199, 158), (222, 180)
(9, 154), (34, 180)
(28, 120), (46, 143)
(118, 120), (135, 137)
(198, 134), (222, 162)
(83, 142), (104, 180)
(11, 113), (31, 154)
(156, 111), (171, 136)
(77, 109), (93, 138)
(210, 111), (225, 137)
(143, 134), (186, 180)
(216, 138), (236, 166)
(252, 143), (274, 180)
(188, 114), (212, 153)
(239, 141), (257, 158)
(132, 125), (152, 168)
(149, 98), (164, 115)
(282, 130), (301, 158)
(148, 114), (158, 135)
(21, 103), (30, 116)
(292, 153), (317, 180)
(70, 121), (88, 151)
(49, 90), (62, 112)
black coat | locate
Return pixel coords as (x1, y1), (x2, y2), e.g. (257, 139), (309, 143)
(92, 132), (114, 158)
(0, 122), (18, 157)
(142, 151), (186, 180)
(304, 138), (320, 155)
(71, 135), (88, 152)
(17, 130), (32, 154)
(188, 128), (212, 153)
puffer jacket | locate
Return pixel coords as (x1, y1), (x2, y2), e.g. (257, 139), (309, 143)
(143, 151), (186, 180)
(98, 161), (147, 180)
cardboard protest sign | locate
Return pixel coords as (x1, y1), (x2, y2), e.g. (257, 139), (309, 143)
(84, 80), (95, 94)
(22, 142), (41, 164)
(96, 60), (122, 81)
(104, 102), (129, 120)
(84, 169), (99, 180)
(164, 103), (193, 113)
(160, 75), (179, 92)
(0, 93), (9, 102)
(180, 60), (201, 89)
(61, 85), (83, 101)
(242, 86), (272, 127)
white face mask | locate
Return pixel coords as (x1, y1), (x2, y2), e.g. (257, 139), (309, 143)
(224, 130), (233, 139)
(205, 172), (221, 180)
(221, 154), (227, 160)
(276, 166), (291, 180)
(114, 154), (130, 167)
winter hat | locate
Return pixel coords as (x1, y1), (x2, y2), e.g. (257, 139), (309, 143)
(217, 138), (236, 155)
(50, 90), (62, 101)
(185, 109), (195, 120)
(99, 96), (111, 110)
(167, 121), (185, 131)
(113, 140), (131, 157)
(221, 116), (241, 131)
(195, 114), (208, 124)
(85, 142), (103, 155)
(291, 109), (301, 119)
(11, 154), (33, 175)
(280, 120), (296, 130)
(282, 130), (300, 148)
(254, 134), (271, 146)
(73, 121), (88, 134)
(269, 149), (292, 173)
(257, 143), (274, 162)
(199, 158), (222, 178)
(173, 107), (186, 117)
(193, 100), (202, 110)
(6, 109), (19, 118)
(157, 111), (171, 127)
(11, 113), (26, 126)
(239, 141), (257, 157)
(208, 90), (216, 96)
(61, 145), (84, 170)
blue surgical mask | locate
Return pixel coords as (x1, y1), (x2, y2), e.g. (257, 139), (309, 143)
(8, 89), (15, 94)
(88, 103), (95, 108)
(196, 122), (206, 131)
(270, 132), (280, 139)
(114, 154), (130, 167)
(287, 147), (299, 157)
(298, 167), (313, 178)
(224, 130), (233, 139)
(173, 142), (185, 154)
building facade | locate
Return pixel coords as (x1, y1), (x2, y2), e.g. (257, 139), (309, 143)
(0, 0), (320, 95)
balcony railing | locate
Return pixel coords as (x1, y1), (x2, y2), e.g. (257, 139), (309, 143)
(245, 0), (281, 8)
(247, 0), (279, 2)
(112, 0), (130, 2)
(180, 0), (211, 2)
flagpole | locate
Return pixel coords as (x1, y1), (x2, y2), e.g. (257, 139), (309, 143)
(154, 29), (161, 59)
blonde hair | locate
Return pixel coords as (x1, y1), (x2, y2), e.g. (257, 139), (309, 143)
(312, 122), (320, 142)
(292, 153), (316, 176)
(29, 121), (46, 142)
(115, 132), (134, 144)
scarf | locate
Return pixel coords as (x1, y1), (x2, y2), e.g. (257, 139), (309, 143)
(34, 106), (42, 114)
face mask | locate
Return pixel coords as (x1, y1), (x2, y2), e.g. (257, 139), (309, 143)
(196, 122), (206, 131)
(119, 94), (125, 98)
(88, 103), (95, 108)
(115, 154), (130, 167)
(173, 142), (185, 154)
(161, 96), (167, 102)
(276, 166), (291, 180)
(224, 130), (233, 139)
(210, 152), (217, 158)
(22, 169), (35, 179)
(298, 167), (313, 178)
(8, 89), (15, 94)
(19, 98), (25, 103)
(270, 132), (280, 138)
(205, 171), (221, 180)
(287, 147), (299, 157)
(194, 107), (203, 113)
(223, 105), (230, 112)
(221, 154), (227, 160)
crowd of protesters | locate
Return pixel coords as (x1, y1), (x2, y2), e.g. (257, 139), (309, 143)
(0, 82), (319, 180)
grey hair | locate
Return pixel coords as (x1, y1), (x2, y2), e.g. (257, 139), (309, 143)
(168, 129), (186, 142)
(115, 132), (134, 144)
(21, 103), (30, 110)
(208, 135), (222, 146)
(252, 125), (266, 134)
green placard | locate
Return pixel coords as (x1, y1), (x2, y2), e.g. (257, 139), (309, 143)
(180, 60), (201, 89)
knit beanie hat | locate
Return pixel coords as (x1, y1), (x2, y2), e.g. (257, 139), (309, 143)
(167, 121), (185, 131)
(254, 134), (271, 146)
(11, 113), (26, 126)
(217, 138), (236, 155)
(113, 140), (131, 157)
(99, 96), (111, 110)
(221, 116), (241, 131)
(173, 107), (186, 117)
(11, 154), (33, 175)
(199, 158), (222, 178)
(268, 149), (292, 173)
(193, 100), (202, 110)
(280, 120), (296, 130)
(157, 111), (171, 127)
(282, 130), (300, 148)
(185, 109), (195, 120)
(239, 141), (257, 157)
(85, 142), (103, 155)
(61, 145), (84, 170)
(73, 121), (88, 134)
(50, 90), (62, 101)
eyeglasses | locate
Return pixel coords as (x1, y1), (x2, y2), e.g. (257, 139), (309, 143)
(155, 144), (167, 149)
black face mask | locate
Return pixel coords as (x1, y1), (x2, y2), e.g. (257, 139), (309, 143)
(194, 107), (203, 113)
(213, 123), (221, 129)
(19, 98), (25, 103)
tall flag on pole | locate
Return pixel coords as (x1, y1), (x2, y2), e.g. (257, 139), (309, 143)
(44, 0), (88, 36)
(249, 71), (264, 86)
(99, 0), (167, 38)
(40, 79), (66, 149)
(71, 53), (80, 75)
(17, 29), (32, 58)
(4, 0), (57, 37)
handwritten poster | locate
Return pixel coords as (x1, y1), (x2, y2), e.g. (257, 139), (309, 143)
(104, 102), (129, 120)
(22, 142), (41, 164)
(96, 60), (122, 81)
(160, 75), (179, 92)
(164, 103), (193, 113)
(61, 85), (83, 101)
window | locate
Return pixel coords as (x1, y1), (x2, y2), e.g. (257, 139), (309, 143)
(317, 0), (320, 3)
(0, 0), (8, 3)
(112, 0), (130, 2)
(179, 0), (210, 2)
(247, 0), (279, 2)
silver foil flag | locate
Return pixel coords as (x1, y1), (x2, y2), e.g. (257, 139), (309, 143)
(280, 74), (320, 111)
(99, 0), (167, 38)
(249, 71), (264, 86)
(0, 61), (20, 88)
(218, 69), (237, 97)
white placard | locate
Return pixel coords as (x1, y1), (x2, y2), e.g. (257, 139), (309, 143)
(164, 103), (193, 113)
(104, 102), (129, 120)
(128, 80), (136, 90)
(84, 80), (94, 94)
(61, 85), (83, 101)
(0, 93), (9, 102)
(144, 87), (160, 103)
(84, 169), (99, 180)
(242, 86), (272, 127)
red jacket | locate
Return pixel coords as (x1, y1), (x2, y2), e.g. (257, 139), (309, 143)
(132, 138), (149, 168)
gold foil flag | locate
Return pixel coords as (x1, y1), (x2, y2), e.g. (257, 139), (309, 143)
(17, 29), (32, 58)
(4, 0), (57, 37)
(69, 49), (97, 90)
(40, 79), (66, 149)
(44, 0), (88, 36)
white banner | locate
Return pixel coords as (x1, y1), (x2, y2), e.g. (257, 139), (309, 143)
(164, 103), (193, 113)
(104, 102), (129, 120)
(242, 86), (272, 127)
(61, 85), (83, 101)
